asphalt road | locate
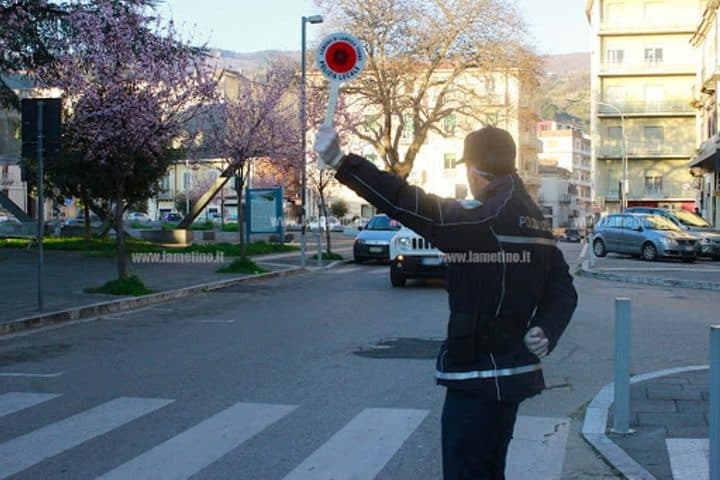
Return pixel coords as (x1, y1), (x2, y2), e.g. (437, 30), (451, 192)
(1, 243), (719, 479)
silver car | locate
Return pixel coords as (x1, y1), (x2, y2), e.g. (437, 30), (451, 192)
(592, 213), (699, 262)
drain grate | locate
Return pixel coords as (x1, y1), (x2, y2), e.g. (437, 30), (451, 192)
(354, 337), (443, 359)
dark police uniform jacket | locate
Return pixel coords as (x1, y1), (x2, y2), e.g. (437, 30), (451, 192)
(335, 154), (578, 402)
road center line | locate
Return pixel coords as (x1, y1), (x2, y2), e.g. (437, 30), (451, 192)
(0, 372), (65, 378)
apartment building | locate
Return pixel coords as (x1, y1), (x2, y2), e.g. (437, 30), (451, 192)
(586, 0), (705, 213)
(327, 68), (542, 219)
(537, 120), (593, 226)
(538, 164), (577, 229)
(689, 0), (720, 227)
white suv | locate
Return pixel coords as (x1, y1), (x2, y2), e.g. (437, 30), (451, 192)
(388, 226), (445, 286)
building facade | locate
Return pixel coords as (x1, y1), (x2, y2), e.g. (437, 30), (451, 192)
(586, 0), (705, 213)
(538, 164), (578, 229)
(537, 120), (593, 226)
(689, 0), (720, 227)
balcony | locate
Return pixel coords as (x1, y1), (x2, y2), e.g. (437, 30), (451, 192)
(598, 184), (694, 201)
(599, 62), (695, 77)
(598, 142), (695, 158)
(597, 100), (694, 116)
(599, 22), (697, 36)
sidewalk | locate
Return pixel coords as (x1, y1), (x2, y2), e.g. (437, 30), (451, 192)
(584, 367), (711, 480)
(577, 244), (720, 290)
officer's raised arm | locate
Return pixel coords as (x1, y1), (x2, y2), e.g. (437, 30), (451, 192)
(313, 126), (501, 244)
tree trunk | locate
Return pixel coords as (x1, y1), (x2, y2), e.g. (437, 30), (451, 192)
(319, 190), (331, 255)
(116, 179), (126, 279)
(81, 186), (91, 241)
(236, 178), (246, 258)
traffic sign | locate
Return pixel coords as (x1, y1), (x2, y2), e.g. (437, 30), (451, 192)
(315, 32), (365, 125)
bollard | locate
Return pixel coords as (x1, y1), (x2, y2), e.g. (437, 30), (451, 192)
(711, 326), (720, 480)
(613, 298), (632, 434)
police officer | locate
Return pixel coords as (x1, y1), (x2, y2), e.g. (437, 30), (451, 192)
(314, 124), (578, 479)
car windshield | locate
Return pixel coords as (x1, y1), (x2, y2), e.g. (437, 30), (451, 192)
(365, 216), (401, 230)
(672, 209), (711, 228)
(642, 215), (681, 231)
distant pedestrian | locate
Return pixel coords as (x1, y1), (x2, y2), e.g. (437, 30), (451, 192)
(314, 124), (578, 479)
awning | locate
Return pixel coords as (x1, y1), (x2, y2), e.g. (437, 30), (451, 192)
(688, 133), (720, 168)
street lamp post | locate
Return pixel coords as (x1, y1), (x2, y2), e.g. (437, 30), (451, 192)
(300, 14), (323, 268)
(597, 101), (628, 211)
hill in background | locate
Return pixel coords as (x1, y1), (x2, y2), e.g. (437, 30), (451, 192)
(537, 52), (591, 130)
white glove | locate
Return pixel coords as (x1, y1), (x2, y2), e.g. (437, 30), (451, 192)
(313, 125), (345, 169)
(524, 326), (549, 358)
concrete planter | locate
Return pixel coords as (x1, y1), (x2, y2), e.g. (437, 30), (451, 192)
(139, 229), (192, 245)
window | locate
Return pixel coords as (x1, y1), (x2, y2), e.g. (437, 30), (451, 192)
(160, 175), (170, 191)
(644, 47), (663, 64)
(644, 126), (664, 143)
(605, 85), (625, 105)
(402, 115), (413, 141)
(607, 49), (624, 65)
(485, 113), (497, 127)
(645, 175), (663, 196)
(443, 153), (457, 170)
(183, 170), (192, 190)
(443, 114), (457, 135)
(606, 215), (622, 228)
(607, 126), (623, 142)
(622, 216), (638, 229)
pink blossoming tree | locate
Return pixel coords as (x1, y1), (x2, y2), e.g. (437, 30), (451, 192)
(40, 0), (218, 279)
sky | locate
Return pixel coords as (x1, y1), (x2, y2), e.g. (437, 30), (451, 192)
(160, 0), (591, 56)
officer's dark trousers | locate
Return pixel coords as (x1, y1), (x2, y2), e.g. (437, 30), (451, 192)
(441, 388), (520, 480)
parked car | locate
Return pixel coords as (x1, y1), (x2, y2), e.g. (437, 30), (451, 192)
(592, 213), (699, 262)
(388, 226), (445, 286)
(64, 215), (101, 227)
(206, 213), (224, 224)
(624, 207), (720, 259)
(309, 216), (343, 232)
(161, 212), (183, 223)
(353, 214), (402, 263)
(125, 211), (151, 223)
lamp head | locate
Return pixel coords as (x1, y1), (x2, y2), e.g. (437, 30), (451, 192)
(306, 15), (323, 24)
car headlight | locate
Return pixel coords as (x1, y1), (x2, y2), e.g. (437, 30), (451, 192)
(660, 237), (678, 247)
(355, 239), (365, 245)
(397, 236), (411, 250)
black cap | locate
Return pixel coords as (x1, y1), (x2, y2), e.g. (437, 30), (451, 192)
(458, 126), (516, 176)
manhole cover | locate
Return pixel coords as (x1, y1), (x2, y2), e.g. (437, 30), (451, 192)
(354, 337), (443, 359)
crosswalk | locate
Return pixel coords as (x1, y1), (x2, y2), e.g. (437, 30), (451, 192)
(0, 390), (570, 479)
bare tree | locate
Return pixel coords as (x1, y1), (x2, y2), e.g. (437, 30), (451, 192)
(314, 0), (541, 178)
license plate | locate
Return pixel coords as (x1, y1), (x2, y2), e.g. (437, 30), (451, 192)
(369, 247), (383, 253)
(421, 257), (442, 266)
(684, 246), (695, 251)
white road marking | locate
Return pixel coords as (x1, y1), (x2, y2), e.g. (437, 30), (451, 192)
(594, 267), (720, 272)
(666, 438), (708, 480)
(196, 320), (236, 324)
(326, 266), (362, 275)
(506, 416), (570, 480)
(0, 372), (64, 378)
(282, 408), (428, 480)
(98, 402), (296, 480)
(0, 393), (60, 418)
(0, 397), (173, 479)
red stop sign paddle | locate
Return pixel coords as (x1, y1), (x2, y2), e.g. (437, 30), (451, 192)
(315, 32), (366, 128)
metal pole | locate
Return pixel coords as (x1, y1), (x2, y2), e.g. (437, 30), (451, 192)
(710, 325), (720, 480)
(36, 101), (44, 312)
(613, 297), (632, 434)
(300, 17), (308, 268)
(620, 111), (628, 212)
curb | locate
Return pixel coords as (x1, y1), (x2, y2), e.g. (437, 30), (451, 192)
(0, 266), (304, 337)
(577, 267), (720, 291)
(581, 365), (709, 480)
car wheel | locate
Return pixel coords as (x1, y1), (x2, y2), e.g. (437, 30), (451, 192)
(354, 255), (365, 264)
(712, 256), (720, 261)
(390, 267), (406, 287)
(593, 239), (607, 257)
(641, 242), (657, 261)
(682, 257), (696, 263)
